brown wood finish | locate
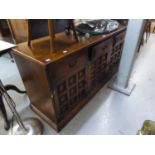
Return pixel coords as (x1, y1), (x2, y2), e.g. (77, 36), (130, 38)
(27, 19), (78, 53)
(7, 19), (28, 43)
(48, 20), (55, 52)
(12, 25), (127, 132)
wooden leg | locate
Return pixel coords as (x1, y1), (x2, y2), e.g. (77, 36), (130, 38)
(4, 85), (26, 94)
(27, 19), (32, 46)
(153, 26), (155, 33)
(0, 94), (10, 130)
(48, 20), (55, 52)
(70, 20), (79, 42)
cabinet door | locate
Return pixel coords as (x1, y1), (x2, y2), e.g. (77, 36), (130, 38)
(87, 38), (113, 88)
(50, 50), (88, 120)
(109, 31), (126, 73)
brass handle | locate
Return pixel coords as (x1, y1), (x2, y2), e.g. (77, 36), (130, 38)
(51, 91), (55, 99)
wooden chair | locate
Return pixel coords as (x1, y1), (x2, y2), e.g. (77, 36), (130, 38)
(145, 19), (151, 43)
(27, 19), (79, 52)
(138, 20), (152, 52)
(7, 19), (28, 44)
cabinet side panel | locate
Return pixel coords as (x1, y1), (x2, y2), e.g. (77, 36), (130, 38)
(12, 53), (57, 124)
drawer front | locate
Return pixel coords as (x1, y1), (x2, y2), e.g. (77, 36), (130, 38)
(114, 31), (126, 46)
(87, 38), (113, 87)
(109, 31), (126, 73)
(53, 50), (88, 82)
(89, 38), (112, 61)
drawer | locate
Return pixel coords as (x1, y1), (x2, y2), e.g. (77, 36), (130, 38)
(114, 31), (126, 45)
(53, 49), (88, 82)
(91, 38), (113, 60)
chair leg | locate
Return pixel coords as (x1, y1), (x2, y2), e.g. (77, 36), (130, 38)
(0, 95), (10, 130)
(153, 26), (155, 33)
(70, 20), (79, 42)
(27, 19), (32, 47)
(48, 20), (55, 52)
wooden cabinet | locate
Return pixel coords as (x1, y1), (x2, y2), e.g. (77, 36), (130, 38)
(12, 26), (126, 132)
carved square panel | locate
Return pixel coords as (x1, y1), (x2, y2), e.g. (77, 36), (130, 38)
(78, 69), (85, 79)
(78, 80), (85, 90)
(60, 104), (68, 115)
(69, 86), (77, 96)
(59, 94), (68, 104)
(78, 89), (85, 99)
(57, 82), (67, 94)
(70, 96), (78, 106)
(68, 75), (76, 86)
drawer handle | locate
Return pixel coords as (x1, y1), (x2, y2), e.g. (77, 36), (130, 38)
(69, 60), (77, 68)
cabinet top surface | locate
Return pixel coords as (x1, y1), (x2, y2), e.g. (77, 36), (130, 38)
(13, 25), (126, 64)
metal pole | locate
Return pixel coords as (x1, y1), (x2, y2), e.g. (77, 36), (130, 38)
(0, 80), (43, 135)
(0, 80), (27, 131)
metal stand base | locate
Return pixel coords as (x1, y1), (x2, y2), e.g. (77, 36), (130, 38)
(9, 118), (43, 135)
(0, 82), (26, 131)
(109, 78), (136, 96)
